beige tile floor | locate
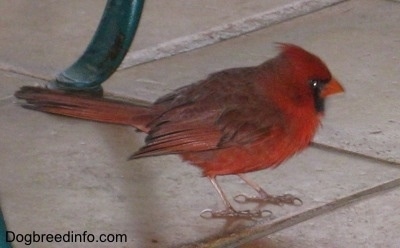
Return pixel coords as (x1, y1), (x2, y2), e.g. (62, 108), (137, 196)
(1, 0), (400, 247)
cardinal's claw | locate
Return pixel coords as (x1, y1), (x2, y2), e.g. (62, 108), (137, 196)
(233, 194), (250, 203)
(200, 208), (272, 219)
(279, 194), (303, 206)
(234, 193), (303, 206)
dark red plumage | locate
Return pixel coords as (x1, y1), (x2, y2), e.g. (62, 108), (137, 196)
(15, 44), (344, 218)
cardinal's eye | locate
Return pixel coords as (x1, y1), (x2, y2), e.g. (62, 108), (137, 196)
(309, 79), (329, 113)
(309, 79), (328, 91)
(311, 80), (318, 88)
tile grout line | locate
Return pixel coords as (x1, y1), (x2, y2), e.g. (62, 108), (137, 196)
(120, 0), (349, 70)
(0, 96), (14, 106)
(311, 142), (400, 168)
(185, 177), (400, 248)
(235, 178), (400, 247)
(0, 66), (52, 82)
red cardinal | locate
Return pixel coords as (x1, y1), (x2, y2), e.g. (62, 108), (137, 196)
(15, 44), (344, 218)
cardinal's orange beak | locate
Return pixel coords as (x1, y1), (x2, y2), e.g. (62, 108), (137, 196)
(321, 77), (344, 97)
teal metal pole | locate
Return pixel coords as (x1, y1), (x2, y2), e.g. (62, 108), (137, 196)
(0, 207), (12, 248)
(52, 0), (145, 92)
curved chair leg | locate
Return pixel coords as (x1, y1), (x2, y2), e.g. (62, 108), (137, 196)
(51, 0), (145, 92)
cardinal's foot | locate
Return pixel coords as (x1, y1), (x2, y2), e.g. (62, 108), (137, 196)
(234, 192), (302, 206)
(200, 207), (272, 219)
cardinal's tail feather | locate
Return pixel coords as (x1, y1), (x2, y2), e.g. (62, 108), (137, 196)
(14, 86), (154, 132)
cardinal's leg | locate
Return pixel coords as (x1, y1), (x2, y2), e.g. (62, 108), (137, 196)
(200, 176), (271, 219)
(234, 174), (302, 206)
